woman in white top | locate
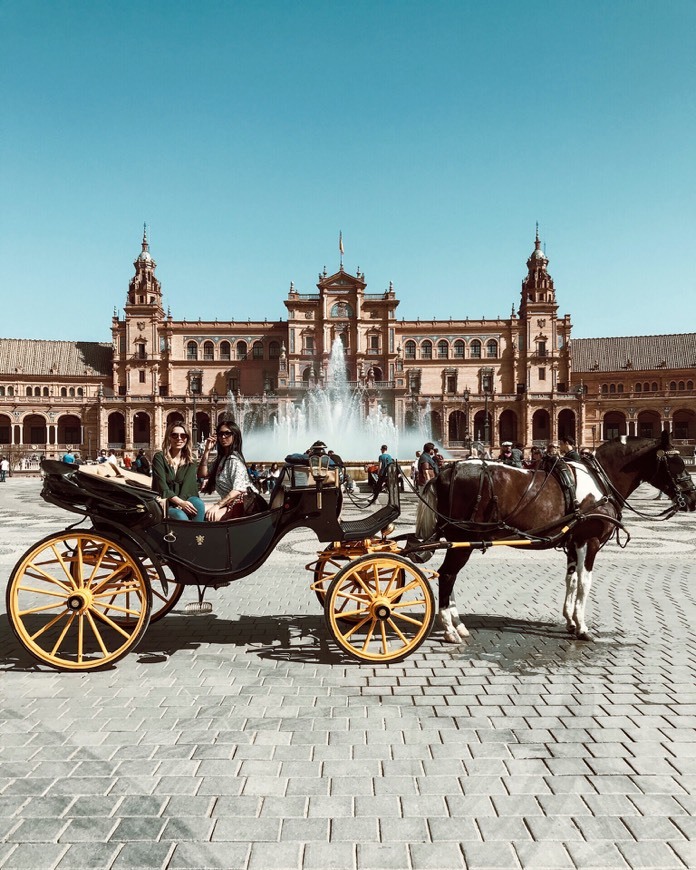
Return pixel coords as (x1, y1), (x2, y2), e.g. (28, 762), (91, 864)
(199, 419), (258, 521)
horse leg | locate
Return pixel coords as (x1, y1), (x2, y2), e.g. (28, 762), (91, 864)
(563, 544), (581, 635)
(573, 540), (600, 641)
(436, 548), (472, 643)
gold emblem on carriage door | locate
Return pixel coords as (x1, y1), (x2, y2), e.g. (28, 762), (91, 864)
(196, 535), (205, 546)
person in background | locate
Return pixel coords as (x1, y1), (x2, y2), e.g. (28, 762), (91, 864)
(200, 419), (259, 521)
(61, 447), (76, 464)
(151, 422), (205, 522)
(134, 448), (151, 476)
(559, 435), (582, 462)
(0, 455), (8, 482)
(411, 451), (421, 488)
(433, 447), (445, 470)
(526, 446), (544, 469)
(267, 462), (281, 495)
(106, 449), (119, 468)
(417, 442), (439, 489)
(511, 443), (525, 468)
(580, 447), (593, 460)
(498, 442), (514, 465)
(123, 453), (132, 470)
(372, 444), (394, 497)
(97, 449), (108, 464)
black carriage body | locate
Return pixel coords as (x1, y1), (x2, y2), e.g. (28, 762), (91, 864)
(39, 461), (400, 586)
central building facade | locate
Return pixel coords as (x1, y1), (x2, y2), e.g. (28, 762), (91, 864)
(1, 229), (693, 461)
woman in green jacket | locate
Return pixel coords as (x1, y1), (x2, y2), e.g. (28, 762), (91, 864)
(151, 422), (205, 521)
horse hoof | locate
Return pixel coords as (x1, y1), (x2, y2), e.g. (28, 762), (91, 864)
(565, 623), (576, 635)
(443, 631), (460, 644)
(456, 624), (470, 639)
(576, 630), (592, 642)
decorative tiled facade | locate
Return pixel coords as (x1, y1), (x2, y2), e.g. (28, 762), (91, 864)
(1, 228), (694, 461)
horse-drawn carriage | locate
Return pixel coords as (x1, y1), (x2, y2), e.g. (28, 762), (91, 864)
(6, 459), (437, 670)
(6, 434), (696, 672)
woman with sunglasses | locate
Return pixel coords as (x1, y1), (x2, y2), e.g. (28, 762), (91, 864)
(199, 419), (258, 521)
(151, 422), (206, 522)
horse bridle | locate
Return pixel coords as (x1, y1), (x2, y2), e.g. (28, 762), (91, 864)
(651, 449), (696, 511)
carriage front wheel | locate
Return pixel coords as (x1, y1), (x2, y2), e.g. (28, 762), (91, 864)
(324, 554), (435, 663)
(6, 531), (151, 671)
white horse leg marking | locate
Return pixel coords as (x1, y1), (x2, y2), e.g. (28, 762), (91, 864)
(574, 548), (593, 640)
(449, 601), (470, 638)
(436, 603), (469, 643)
(563, 550), (580, 634)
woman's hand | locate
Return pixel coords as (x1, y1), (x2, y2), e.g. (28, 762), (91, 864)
(205, 434), (216, 451)
(178, 499), (199, 518)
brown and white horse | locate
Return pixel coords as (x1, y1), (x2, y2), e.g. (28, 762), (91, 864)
(415, 433), (696, 642)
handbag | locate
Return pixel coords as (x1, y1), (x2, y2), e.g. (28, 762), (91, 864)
(242, 487), (267, 516)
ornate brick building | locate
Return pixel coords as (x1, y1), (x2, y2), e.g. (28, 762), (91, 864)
(1, 229), (694, 462)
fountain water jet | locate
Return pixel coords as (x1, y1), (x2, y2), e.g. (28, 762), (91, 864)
(230, 338), (431, 462)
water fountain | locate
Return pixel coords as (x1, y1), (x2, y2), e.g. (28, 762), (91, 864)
(228, 338), (431, 462)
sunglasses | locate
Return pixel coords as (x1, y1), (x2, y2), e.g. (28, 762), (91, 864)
(170, 432), (188, 439)
(218, 430), (233, 438)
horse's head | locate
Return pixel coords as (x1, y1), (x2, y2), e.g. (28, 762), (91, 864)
(650, 432), (696, 512)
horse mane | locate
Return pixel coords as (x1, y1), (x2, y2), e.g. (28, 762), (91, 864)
(595, 432), (669, 473)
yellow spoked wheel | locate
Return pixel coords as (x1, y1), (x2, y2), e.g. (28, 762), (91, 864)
(324, 554), (435, 663)
(7, 531), (152, 671)
(309, 544), (363, 610)
(81, 540), (182, 625)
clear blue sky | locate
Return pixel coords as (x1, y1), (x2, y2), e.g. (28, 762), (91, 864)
(1, 0), (694, 342)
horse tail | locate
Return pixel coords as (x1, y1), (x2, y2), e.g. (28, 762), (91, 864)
(416, 480), (438, 540)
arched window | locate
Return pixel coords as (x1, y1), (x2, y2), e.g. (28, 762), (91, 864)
(186, 341), (198, 361)
(486, 339), (498, 359)
(670, 381), (677, 391)
(643, 382), (650, 392)
(404, 340), (416, 359)
(437, 340), (449, 359)
(237, 341), (247, 361)
(77, 387), (83, 397)
(0, 387), (4, 396)
(688, 380), (694, 390)
(26, 387), (32, 396)
(68, 388), (75, 397)
(651, 382), (658, 391)
(220, 341), (231, 361)
(470, 340), (482, 359)
(203, 341), (214, 361)
(617, 384), (624, 393)
(609, 384), (616, 393)
(7, 387), (13, 396)
(636, 383), (642, 393)
(61, 387), (67, 397)
(269, 341), (280, 359)
(678, 381), (685, 391)
(601, 384), (608, 394)
(420, 340), (433, 360)
(43, 387), (49, 396)
(252, 341), (264, 359)
(34, 387), (41, 396)
(453, 340), (465, 359)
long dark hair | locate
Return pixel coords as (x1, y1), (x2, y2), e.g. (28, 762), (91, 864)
(202, 419), (246, 494)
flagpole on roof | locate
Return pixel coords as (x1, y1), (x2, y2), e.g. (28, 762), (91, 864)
(339, 230), (344, 270)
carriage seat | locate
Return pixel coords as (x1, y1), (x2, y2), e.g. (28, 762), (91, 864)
(77, 463), (153, 490)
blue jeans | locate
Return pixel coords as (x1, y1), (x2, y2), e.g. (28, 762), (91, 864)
(167, 496), (205, 522)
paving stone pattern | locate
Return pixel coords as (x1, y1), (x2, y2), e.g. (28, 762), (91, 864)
(1, 475), (695, 869)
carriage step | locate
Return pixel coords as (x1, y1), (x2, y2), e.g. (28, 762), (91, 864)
(185, 601), (213, 615)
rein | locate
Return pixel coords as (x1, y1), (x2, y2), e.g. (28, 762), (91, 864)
(584, 451), (681, 521)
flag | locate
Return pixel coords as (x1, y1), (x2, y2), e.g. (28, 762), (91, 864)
(339, 231), (344, 256)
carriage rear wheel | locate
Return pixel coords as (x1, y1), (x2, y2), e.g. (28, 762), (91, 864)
(7, 531), (151, 671)
(324, 554), (435, 663)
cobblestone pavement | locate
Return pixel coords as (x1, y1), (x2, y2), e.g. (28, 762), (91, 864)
(1, 475), (695, 870)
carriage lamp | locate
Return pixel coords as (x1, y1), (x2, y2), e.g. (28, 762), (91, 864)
(309, 449), (331, 510)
